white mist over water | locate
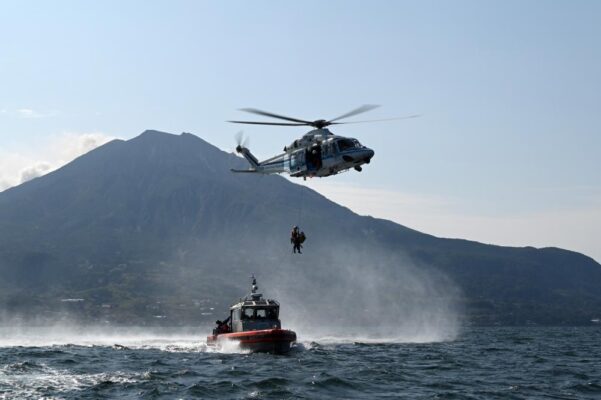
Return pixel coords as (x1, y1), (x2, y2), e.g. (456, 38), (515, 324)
(0, 246), (462, 348)
(268, 246), (463, 344)
(0, 326), (198, 349)
(0, 326), (252, 354)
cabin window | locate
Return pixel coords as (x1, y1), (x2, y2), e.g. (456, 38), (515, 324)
(242, 308), (254, 319)
(256, 309), (267, 319)
(266, 308), (278, 319)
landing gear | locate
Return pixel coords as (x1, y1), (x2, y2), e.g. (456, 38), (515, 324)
(354, 166), (362, 172)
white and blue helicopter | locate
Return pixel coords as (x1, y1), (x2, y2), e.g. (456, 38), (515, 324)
(229, 105), (418, 179)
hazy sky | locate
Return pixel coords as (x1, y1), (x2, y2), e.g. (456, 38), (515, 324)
(1, 1), (600, 261)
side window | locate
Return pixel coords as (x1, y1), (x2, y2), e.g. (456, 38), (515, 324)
(338, 139), (354, 151)
(266, 308), (278, 319)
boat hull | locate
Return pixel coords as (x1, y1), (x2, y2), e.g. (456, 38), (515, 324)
(207, 328), (296, 354)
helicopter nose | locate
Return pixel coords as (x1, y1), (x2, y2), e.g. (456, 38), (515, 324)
(365, 148), (375, 163)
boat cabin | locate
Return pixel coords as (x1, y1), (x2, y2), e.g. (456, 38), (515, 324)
(229, 277), (281, 332)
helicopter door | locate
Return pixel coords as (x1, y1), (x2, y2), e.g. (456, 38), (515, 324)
(328, 143), (334, 155)
(315, 145), (322, 169)
(306, 145), (322, 171)
(305, 148), (314, 171)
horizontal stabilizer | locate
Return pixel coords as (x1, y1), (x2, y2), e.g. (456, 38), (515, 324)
(231, 168), (258, 173)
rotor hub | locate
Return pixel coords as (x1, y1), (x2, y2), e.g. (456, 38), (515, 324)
(312, 119), (329, 129)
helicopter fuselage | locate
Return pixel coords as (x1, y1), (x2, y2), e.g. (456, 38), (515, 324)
(232, 129), (375, 178)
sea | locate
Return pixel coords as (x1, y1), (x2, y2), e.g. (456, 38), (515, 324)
(0, 326), (599, 399)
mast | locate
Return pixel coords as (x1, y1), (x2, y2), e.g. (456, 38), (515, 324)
(249, 274), (262, 301)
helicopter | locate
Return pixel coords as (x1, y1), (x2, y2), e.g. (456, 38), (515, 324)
(228, 105), (418, 179)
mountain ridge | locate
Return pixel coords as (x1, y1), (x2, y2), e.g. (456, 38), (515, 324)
(0, 130), (599, 326)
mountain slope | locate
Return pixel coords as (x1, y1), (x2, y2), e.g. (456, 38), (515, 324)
(0, 130), (599, 326)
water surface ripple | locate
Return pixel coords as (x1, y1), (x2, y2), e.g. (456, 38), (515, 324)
(0, 327), (599, 399)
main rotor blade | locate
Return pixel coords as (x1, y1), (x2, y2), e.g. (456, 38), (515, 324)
(228, 120), (309, 126)
(330, 114), (421, 125)
(328, 104), (380, 123)
(239, 108), (313, 124)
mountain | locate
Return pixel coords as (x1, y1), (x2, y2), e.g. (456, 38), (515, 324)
(0, 130), (599, 327)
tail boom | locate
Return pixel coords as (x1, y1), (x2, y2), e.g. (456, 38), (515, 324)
(231, 168), (258, 173)
(233, 146), (287, 175)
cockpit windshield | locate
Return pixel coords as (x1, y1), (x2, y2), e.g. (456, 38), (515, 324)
(336, 138), (361, 152)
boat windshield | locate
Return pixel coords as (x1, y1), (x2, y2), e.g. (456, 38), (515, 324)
(242, 308), (254, 319)
(240, 307), (279, 320)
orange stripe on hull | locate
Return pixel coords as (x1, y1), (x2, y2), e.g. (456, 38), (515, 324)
(206, 329), (297, 353)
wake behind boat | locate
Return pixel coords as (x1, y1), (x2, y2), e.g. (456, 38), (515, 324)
(206, 275), (297, 354)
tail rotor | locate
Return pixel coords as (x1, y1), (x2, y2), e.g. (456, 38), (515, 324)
(234, 131), (250, 153)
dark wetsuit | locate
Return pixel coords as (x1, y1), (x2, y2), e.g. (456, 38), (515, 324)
(291, 228), (302, 254)
(214, 316), (231, 334)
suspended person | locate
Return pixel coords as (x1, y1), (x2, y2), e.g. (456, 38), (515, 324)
(291, 226), (302, 254)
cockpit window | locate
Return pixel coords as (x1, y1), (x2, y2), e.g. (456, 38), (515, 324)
(337, 139), (360, 152)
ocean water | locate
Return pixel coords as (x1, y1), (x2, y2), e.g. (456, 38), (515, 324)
(0, 327), (599, 399)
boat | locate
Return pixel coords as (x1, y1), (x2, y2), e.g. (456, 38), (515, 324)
(206, 275), (297, 354)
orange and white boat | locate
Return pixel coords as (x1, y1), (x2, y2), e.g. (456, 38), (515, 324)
(206, 275), (297, 354)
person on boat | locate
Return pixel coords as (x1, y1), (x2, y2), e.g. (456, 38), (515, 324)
(214, 316), (231, 334)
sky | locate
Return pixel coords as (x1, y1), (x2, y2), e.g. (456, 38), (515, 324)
(1, 0), (600, 261)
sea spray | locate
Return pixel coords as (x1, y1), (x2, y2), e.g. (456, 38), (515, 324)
(268, 245), (463, 343)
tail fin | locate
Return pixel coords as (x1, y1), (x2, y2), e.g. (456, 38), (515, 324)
(235, 145), (259, 169)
